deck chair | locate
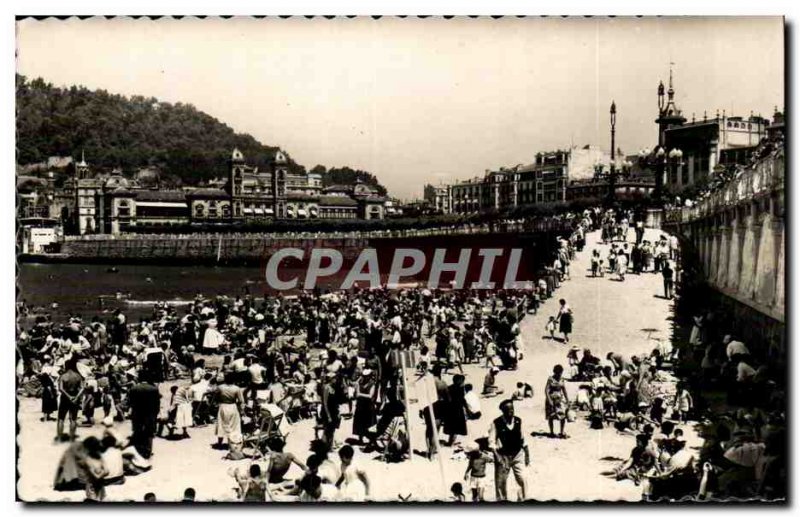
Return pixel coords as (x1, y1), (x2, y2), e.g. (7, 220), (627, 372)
(374, 415), (409, 463)
(242, 403), (288, 457)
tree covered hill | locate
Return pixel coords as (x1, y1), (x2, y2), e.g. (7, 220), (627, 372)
(15, 74), (387, 194)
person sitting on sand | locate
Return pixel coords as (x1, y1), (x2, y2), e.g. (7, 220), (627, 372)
(232, 463), (269, 502)
(262, 437), (307, 493)
(482, 368), (503, 397)
(512, 382), (534, 401)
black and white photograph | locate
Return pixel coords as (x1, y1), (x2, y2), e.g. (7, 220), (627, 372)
(14, 16), (787, 503)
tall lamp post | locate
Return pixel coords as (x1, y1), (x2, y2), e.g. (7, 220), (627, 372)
(607, 101), (617, 205)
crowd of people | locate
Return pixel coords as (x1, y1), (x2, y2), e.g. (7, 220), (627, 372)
(16, 205), (785, 502)
(16, 206), (591, 502)
(665, 130), (785, 212)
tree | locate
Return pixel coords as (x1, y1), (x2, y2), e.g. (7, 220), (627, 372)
(15, 75), (390, 195)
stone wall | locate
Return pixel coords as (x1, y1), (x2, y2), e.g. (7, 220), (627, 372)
(664, 147), (785, 353)
(61, 236), (368, 264)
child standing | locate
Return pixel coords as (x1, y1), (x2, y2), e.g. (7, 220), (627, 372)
(463, 443), (491, 502)
(590, 387), (605, 428)
(673, 384), (693, 423)
(590, 250), (600, 277)
(608, 246), (617, 274)
(417, 345), (431, 375)
(545, 317), (557, 340)
(484, 341), (498, 369)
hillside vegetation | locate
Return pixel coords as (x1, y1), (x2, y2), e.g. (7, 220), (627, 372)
(16, 74), (386, 195)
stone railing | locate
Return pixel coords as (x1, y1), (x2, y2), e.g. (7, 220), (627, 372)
(665, 147), (784, 224)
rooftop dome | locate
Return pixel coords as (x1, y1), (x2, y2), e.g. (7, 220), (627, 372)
(104, 171), (130, 190)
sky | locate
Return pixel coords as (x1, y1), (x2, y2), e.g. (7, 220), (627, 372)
(16, 16), (784, 199)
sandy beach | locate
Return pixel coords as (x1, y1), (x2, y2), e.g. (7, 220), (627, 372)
(17, 229), (700, 502)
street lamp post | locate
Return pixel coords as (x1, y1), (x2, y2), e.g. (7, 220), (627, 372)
(607, 101), (617, 205)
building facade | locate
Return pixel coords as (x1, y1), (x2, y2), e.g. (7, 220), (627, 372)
(449, 147), (611, 215)
(75, 154), (104, 235)
(655, 69), (775, 192)
(423, 184), (452, 214)
(55, 149), (387, 235)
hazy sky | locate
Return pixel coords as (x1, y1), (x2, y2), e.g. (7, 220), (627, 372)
(17, 16), (784, 199)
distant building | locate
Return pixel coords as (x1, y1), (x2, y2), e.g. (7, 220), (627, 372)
(18, 217), (62, 254)
(423, 184), (452, 214)
(75, 152), (104, 235)
(45, 149), (389, 235)
(655, 68), (773, 192)
(449, 146), (613, 214)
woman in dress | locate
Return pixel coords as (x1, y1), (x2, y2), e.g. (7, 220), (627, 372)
(215, 372), (245, 459)
(39, 358), (58, 421)
(171, 384), (194, 439)
(556, 299), (573, 343)
(352, 369), (377, 446)
(545, 364), (569, 438)
(443, 374), (468, 446)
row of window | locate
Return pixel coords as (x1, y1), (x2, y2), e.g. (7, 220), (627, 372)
(727, 121), (759, 130)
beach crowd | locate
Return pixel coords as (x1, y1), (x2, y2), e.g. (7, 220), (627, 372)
(16, 207), (786, 502)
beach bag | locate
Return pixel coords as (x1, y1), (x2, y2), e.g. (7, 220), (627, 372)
(589, 412), (604, 429)
(566, 407), (577, 422)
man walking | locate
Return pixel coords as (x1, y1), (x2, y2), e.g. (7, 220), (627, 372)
(662, 261), (675, 300)
(128, 370), (161, 458)
(489, 399), (530, 501)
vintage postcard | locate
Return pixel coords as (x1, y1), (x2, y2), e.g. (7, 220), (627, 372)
(15, 16), (786, 503)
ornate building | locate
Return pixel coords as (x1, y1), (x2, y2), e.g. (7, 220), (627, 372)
(65, 149), (388, 234)
(75, 152), (104, 235)
(656, 67), (773, 192)
(187, 148), (385, 225)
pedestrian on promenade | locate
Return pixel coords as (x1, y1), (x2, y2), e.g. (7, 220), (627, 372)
(590, 249), (599, 277)
(556, 299), (573, 343)
(489, 399), (530, 501)
(617, 249), (628, 281)
(662, 261), (675, 299)
(545, 365), (569, 438)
